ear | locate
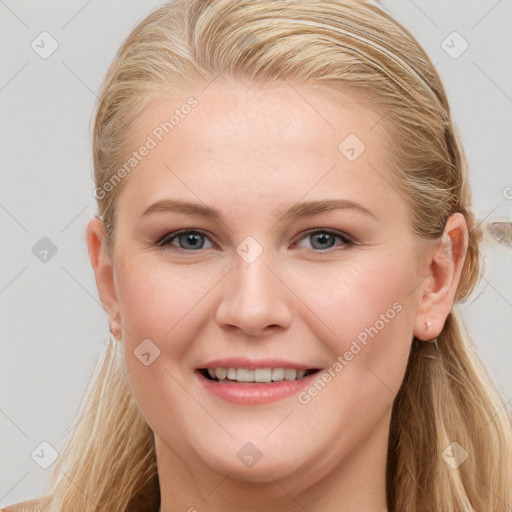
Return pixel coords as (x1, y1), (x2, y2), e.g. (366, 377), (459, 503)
(85, 216), (122, 339)
(413, 212), (469, 341)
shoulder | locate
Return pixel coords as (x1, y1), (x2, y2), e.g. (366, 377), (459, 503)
(1, 494), (52, 511)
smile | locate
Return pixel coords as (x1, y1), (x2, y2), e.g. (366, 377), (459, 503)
(196, 361), (323, 405)
(201, 367), (319, 383)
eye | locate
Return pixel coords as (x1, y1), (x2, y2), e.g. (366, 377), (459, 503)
(295, 229), (355, 251)
(156, 228), (355, 252)
(156, 230), (215, 250)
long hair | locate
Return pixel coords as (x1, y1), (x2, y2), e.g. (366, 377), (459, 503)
(9, 1), (511, 510)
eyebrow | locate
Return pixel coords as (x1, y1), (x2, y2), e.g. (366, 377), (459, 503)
(141, 198), (378, 223)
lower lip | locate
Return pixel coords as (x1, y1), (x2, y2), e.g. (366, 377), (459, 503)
(196, 370), (320, 405)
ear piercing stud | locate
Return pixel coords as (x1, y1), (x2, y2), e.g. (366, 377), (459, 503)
(423, 320), (439, 353)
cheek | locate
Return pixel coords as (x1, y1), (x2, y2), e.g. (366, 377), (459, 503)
(288, 252), (415, 395)
(114, 255), (216, 342)
(114, 257), (206, 434)
(288, 252), (413, 341)
(114, 255), (225, 415)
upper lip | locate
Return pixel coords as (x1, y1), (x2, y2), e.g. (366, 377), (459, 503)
(198, 358), (319, 370)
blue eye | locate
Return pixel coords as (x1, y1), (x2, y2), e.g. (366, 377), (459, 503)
(157, 230), (215, 250)
(296, 229), (354, 251)
(156, 229), (354, 252)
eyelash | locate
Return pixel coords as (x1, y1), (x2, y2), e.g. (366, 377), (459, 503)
(156, 228), (356, 252)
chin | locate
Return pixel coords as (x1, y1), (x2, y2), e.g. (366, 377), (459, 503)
(192, 435), (311, 484)
(211, 456), (298, 483)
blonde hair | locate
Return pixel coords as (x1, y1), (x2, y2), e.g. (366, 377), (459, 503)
(7, 1), (511, 510)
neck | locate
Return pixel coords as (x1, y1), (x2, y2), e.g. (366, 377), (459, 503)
(155, 413), (390, 512)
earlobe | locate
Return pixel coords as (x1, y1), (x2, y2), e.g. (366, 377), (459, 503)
(413, 213), (469, 341)
(85, 217), (121, 337)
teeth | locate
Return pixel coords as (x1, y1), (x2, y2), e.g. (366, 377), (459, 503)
(215, 368), (227, 380)
(205, 367), (311, 383)
(254, 368), (272, 382)
(271, 368), (285, 381)
(284, 368), (297, 381)
(237, 368), (254, 382)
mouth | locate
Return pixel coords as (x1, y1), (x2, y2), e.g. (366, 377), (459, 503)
(199, 367), (320, 383)
(196, 364), (322, 405)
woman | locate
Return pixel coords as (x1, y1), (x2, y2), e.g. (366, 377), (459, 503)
(4, 0), (511, 510)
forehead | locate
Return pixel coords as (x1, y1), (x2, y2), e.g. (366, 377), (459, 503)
(117, 80), (403, 223)
(128, 79), (386, 153)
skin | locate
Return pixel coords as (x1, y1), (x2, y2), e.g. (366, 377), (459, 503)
(86, 78), (468, 512)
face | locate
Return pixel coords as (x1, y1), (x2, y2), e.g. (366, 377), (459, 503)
(106, 80), (429, 486)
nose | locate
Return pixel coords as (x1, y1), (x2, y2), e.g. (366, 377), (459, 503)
(214, 249), (293, 337)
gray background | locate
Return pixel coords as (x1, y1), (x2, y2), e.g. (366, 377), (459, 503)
(1, 0), (511, 505)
